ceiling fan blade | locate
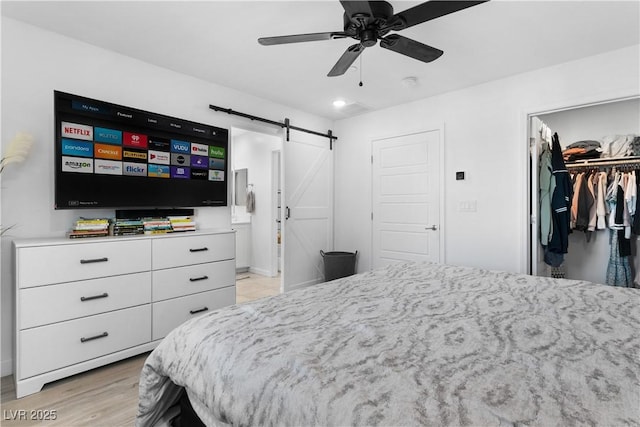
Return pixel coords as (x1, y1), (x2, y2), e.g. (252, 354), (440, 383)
(380, 34), (443, 63)
(390, 1), (488, 30)
(258, 32), (347, 46)
(328, 43), (364, 77)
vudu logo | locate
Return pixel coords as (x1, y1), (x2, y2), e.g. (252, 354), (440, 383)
(171, 140), (190, 153)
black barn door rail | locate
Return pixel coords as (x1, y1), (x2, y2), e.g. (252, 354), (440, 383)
(209, 104), (337, 149)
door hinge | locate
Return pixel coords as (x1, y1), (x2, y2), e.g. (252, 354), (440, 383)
(371, 155), (373, 164)
(371, 212), (373, 220)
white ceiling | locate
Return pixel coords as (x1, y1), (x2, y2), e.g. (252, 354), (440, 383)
(2, 1), (639, 121)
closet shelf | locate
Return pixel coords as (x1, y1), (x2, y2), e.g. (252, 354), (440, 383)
(566, 156), (640, 169)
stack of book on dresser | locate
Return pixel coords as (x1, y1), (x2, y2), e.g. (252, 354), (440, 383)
(143, 217), (172, 235)
(112, 218), (144, 236)
(68, 218), (110, 239)
(168, 216), (196, 232)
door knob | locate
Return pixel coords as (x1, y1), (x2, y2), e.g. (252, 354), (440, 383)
(426, 225), (438, 231)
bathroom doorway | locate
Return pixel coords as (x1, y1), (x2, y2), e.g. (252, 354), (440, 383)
(231, 127), (282, 289)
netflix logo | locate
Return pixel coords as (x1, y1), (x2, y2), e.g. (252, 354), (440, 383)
(61, 121), (93, 141)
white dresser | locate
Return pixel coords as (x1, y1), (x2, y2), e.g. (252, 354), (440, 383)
(13, 229), (235, 398)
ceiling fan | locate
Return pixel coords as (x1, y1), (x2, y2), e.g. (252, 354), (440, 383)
(258, 1), (488, 77)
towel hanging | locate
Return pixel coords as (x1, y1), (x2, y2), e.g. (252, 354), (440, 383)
(246, 185), (255, 213)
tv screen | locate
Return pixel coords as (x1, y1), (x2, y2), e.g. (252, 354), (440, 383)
(54, 91), (228, 209)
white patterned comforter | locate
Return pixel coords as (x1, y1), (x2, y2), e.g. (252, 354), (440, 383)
(137, 262), (640, 426)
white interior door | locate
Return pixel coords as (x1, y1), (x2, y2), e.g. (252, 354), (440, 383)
(372, 130), (441, 269)
(283, 130), (333, 291)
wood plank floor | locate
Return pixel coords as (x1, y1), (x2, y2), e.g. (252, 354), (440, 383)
(235, 272), (282, 303)
(1, 273), (280, 426)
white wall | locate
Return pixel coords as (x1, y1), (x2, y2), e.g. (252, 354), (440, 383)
(0, 18), (332, 375)
(232, 129), (281, 276)
(334, 44), (640, 275)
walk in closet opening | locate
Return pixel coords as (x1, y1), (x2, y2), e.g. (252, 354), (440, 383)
(529, 97), (640, 286)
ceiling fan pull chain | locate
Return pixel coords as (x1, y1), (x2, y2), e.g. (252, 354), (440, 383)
(359, 54), (363, 87)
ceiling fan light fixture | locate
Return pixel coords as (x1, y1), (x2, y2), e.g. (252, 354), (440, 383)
(333, 99), (347, 108)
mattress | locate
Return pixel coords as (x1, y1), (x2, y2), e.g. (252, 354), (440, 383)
(136, 261), (640, 426)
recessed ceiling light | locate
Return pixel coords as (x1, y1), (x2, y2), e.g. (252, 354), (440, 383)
(401, 76), (419, 88)
(333, 99), (347, 108)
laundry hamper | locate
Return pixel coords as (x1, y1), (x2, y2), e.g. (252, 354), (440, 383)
(320, 250), (357, 282)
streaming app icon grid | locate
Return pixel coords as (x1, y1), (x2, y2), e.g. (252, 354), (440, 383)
(60, 121), (225, 180)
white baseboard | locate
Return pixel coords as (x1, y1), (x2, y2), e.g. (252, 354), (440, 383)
(249, 266), (275, 277)
(1, 357), (13, 377)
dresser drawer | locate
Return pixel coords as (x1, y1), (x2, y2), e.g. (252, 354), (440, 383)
(20, 272), (152, 329)
(152, 260), (235, 302)
(152, 286), (235, 340)
(152, 233), (234, 269)
(17, 240), (151, 288)
(19, 305), (151, 379)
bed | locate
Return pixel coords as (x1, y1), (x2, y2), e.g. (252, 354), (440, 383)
(136, 261), (640, 426)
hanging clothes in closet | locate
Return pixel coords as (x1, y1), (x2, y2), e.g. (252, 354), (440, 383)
(544, 133), (573, 275)
(539, 127), (640, 288)
(569, 165), (639, 288)
(604, 168), (635, 287)
(539, 123), (554, 249)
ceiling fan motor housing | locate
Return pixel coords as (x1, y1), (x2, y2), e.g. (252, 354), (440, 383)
(342, 1), (395, 40)
(348, 1), (394, 24)
(360, 29), (378, 47)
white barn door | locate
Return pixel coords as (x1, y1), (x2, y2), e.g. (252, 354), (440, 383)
(282, 130), (333, 291)
(372, 130), (441, 269)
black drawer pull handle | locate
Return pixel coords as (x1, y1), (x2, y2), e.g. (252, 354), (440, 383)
(80, 257), (109, 264)
(80, 293), (109, 302)
(80, 332), (109, 343)
(189, 247), (209, 253)
(189, 307), (208, 315)
(189, 275), (209, 282)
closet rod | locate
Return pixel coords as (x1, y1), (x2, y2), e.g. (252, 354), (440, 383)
(209, 104), (337, 149)
(566, 157), (640, 168)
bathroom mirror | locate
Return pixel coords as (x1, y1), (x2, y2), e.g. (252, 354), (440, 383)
(234, 168), (248, 206)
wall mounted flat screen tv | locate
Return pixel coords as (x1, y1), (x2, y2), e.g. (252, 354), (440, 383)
(54, 91), (228, 209)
